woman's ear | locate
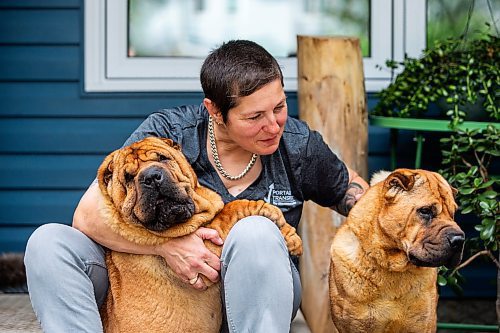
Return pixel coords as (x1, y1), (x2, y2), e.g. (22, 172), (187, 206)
(203, 98), (224, 124)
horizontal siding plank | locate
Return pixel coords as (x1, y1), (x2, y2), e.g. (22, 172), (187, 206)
(0, 226), (41, 253)
(0, 190), (83, 225)
(367, 156), (391, 176)
(0, 155), (393, 189)
(0, 85), (300, 118)
(0, 118), (143, 153)
(439, 265), (497, 298)
(286, 95), (298, 118)
(0, 82), (203, 117)
(0, 45), (79, 81)
(0, 9), (79, 44)
(367, 125), (390, 154)
(0, 155), (102, 188)
(0, 0), (80, 8)
(366, 93), (379, 110)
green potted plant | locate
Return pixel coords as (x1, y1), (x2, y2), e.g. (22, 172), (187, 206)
(372, 31), (498, 126)
(372, 27), (500, 326)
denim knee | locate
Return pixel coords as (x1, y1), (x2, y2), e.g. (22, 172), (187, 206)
(221, 216), (289, 269)
(25, 223), (74, 275)
(25, 223), (108, 306)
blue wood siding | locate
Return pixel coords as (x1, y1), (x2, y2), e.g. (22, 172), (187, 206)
(0, 9), (80, 44)
(0, 0), (410, 252)
(0, 0), (493, 298)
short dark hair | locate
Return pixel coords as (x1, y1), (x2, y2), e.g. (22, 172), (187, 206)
(200, 40), (284, 122)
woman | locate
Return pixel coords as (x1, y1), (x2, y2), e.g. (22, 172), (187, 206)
(25, 40), (368, 332)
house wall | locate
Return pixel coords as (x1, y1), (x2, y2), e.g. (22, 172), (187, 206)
(0, 0), (493, 297)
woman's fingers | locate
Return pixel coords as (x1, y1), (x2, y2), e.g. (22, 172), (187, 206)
(195, 227), (224, 246)
(158, 228), (223, 290)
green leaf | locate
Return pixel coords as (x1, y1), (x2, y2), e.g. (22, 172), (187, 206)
(459, 188), (475, 195)
(481, 218), (495, 226)
(437, 275), (448, 286)
(479, 201), (490, 210)
(461, 206), (474, 214)
(480, 223), (495, 240)
(447, 276), (458, 285)
(482, 190), (498, 199)
(479, 180), (495, 189)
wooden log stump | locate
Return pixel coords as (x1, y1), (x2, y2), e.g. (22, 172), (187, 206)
(297, 35), (368, 333)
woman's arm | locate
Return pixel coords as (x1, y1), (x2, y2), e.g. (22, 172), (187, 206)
(332, 167), (369, 216)
(72, 182), (223, 290)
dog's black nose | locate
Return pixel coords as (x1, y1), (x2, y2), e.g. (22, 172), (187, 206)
(142, 167), (164, 187)
(447, 232), (465, 250)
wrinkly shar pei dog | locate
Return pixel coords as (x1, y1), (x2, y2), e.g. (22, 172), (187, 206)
(329, 169), (465, 333)
(97, 137), (303, 332)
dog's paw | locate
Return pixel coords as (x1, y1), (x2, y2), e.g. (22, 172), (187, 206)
(285, 230), (303, 256)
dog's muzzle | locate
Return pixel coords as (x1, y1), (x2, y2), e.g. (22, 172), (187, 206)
(137, 165), (195, 231)
(408, 226), (465, 268)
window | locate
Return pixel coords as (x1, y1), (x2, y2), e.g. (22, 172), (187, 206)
(84, 0), (426, 92)
(427, 0), (499, 46)
(128, 0), (371, 58)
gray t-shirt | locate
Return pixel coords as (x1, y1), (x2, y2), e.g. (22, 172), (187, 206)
(123, 104), (349, 230)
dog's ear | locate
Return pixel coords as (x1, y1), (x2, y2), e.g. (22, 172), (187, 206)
(386, 170), (416, 191)
(97, 151), (116, 189)
(160, 138), (181, 150)
(384, 169), (416, 199)
(370, 170), (391, 186)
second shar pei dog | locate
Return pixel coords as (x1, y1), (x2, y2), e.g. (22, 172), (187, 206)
(97, 136), (302, 332)
(329, 169), (465, 333)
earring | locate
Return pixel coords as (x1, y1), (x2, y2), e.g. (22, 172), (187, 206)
(213, 113), (224, 126)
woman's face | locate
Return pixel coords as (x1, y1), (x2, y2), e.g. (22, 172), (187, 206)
(225, 79), (288, 156)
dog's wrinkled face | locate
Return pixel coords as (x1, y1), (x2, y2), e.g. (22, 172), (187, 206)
(379, 169), (465, 268)
(98, 137), (198, 232)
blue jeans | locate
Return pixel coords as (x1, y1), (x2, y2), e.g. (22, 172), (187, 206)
(25, 216), (301, 333)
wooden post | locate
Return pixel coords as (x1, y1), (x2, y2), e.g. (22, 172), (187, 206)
(297, 35), (368, 333)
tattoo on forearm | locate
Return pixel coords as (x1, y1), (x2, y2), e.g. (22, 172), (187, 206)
(333, 182), (365, 216)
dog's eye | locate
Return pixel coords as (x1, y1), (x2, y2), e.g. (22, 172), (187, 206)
(157, 154), (169, 162)
(417, 207), (434, 220)
(124, 173), (134, 182)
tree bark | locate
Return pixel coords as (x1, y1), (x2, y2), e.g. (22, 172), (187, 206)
(297, 35), (368, 333)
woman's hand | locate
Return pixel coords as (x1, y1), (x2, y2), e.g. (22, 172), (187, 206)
(332, 167), (369, 216)
(154, 227), (223, 290)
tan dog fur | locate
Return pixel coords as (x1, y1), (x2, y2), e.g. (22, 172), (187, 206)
(329, 169), (464, 333)
(97, 137), (302, 332)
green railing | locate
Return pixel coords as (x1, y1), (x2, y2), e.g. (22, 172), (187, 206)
(437, 322), (498, 331)
(370, 116), (500, 169)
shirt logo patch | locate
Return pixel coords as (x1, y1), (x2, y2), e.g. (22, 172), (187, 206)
(264, 183), (297, 206)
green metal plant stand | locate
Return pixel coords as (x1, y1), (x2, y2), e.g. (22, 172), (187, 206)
(437, 322), (498, 331)
(370, 116), (500, 169)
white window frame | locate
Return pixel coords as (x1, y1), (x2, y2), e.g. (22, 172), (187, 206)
(84, 0), (426, 93)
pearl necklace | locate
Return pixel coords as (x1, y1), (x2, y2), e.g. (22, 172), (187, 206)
(208, 116), (258, 181)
